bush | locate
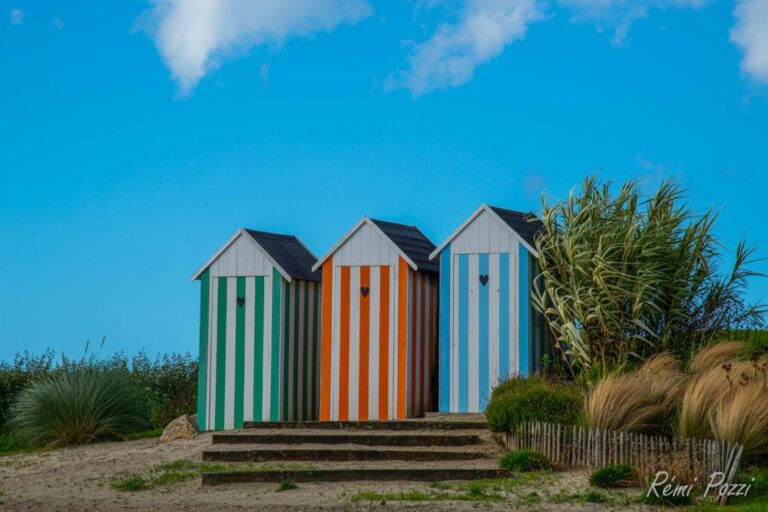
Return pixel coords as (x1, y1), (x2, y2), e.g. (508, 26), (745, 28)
(9, 370), (151, 448)
(499, 450), (550, 472)
(0, 350), (197, 431)
(0, 351), (56, 429)
(589, 465), (635, 488)
(277, 481), (298, 492)
(485, 377), (581, 433)
(131, 353), (198, 428)
(714, 330), (768, 357)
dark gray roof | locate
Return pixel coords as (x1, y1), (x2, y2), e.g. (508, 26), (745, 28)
(489, 206), (544, 250)
(245, 230), (321, 282)
(370, 219), (438, 273)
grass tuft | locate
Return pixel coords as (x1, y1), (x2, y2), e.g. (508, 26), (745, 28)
(110, 459), (312, 492)
(111, 474), (150, 492)
(277, 481), (298, 492)
(689, 341), (747, 374)
(590, 465), (635, 488)
(9, 370), (151, 448)
(499, 450), (550, 472)
(585, 353), (686, 434)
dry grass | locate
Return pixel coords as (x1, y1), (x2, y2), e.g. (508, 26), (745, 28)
(586, 343), (768, 461)
(585, 353), (686, 433)
(585, 373), (665, 432)
(688, 341), (746, 374)
(710, 379), (768, 457)
(678, 369), (731, 438)
(678, 357), (768, 459)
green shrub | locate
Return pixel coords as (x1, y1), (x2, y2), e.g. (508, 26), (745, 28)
(277, 481), (298, 492)
(0, 351), (56, 429)
(0, 350), (197, 431)
(590, 465), (635, 488)
(131, 353), (198, 428)
(499, 450), (550, 472)
(714, 330), (768, 358)
(485, 377), (581, 432)
(9, 370), (151, 448)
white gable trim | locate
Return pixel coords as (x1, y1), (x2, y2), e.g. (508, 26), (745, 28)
(429, 204), (539, 260)
(311, 217), (418, 272)
(190, 228), (292, 283)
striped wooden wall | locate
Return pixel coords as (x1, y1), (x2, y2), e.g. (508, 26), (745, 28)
(438, 209), (540, 414)
(281, 278), (321, 422)
(196, 267), (320, 431)
(319, 256), (438, 420)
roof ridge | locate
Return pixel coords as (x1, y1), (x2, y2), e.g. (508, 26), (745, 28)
(244, 229), (297, 241)
(489, 205), (536, 217)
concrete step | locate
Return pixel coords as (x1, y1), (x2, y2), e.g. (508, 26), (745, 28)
(241, 420), (488, 431)
(202, 467), (511, 485)
(211, 432), (483, 447)
(203, 445), (485, 462)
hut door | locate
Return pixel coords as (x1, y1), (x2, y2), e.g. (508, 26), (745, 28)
(335, 264), (396, 421)
(450, 252), (516, 412)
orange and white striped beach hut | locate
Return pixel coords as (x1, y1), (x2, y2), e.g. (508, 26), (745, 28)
(312, 217), (439, 421)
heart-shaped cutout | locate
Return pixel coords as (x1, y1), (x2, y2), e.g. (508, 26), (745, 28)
(361, 287), (370, 298)
(236, 296), (245, 307)
(479, 275), (489, 286)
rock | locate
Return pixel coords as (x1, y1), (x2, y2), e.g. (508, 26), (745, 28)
(160, 414), (198, 442)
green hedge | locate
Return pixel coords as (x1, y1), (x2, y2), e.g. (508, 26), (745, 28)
(0, 350), (197, 431)
(714, 329), (768, 357)
(485, 377), (582, 433)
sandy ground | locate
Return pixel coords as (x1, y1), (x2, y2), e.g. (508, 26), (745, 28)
(0, 434), (650, 511)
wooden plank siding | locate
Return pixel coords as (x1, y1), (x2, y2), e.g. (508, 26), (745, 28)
(317, 221), (439, 421)
(436, 207), (548, 413)
(195, 231), (321, 431)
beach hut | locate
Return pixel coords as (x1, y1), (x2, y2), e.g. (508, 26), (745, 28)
(191, 228), (322, 431)
(429, 204), (549, 413)
(312, 217), (439, 421)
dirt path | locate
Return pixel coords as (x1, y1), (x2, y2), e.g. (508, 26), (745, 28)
(0, 435), (650, 511)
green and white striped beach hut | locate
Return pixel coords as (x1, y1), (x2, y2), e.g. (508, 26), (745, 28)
(191, 228), (322, 431)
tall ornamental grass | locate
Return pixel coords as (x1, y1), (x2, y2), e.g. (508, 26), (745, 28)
(584, 353), (686, 434)
(9, 370), (151, 448)
(533, 176), (765, 378)
(0, 349), (197, 430)
(586, 341), (768, 459)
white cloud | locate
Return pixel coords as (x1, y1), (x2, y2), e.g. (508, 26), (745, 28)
(389, 0), (545, 96)
(557, 0), (706, 46)
(140, 0), (373, 95)
(731, 0), (768, 84)
(10, 8), (24, 25)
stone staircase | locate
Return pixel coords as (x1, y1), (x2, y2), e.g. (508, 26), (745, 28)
(201, 414), (511, 485)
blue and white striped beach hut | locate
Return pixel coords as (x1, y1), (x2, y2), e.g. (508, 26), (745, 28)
(429, 204), (549, 413)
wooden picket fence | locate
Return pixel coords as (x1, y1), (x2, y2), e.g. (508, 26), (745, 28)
(505, 421), (743, 503)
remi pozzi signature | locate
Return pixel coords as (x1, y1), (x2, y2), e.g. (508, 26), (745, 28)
(647, 471), (755, 500)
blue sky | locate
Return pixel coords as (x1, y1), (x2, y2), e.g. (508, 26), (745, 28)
(1, 0), (766, 361)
